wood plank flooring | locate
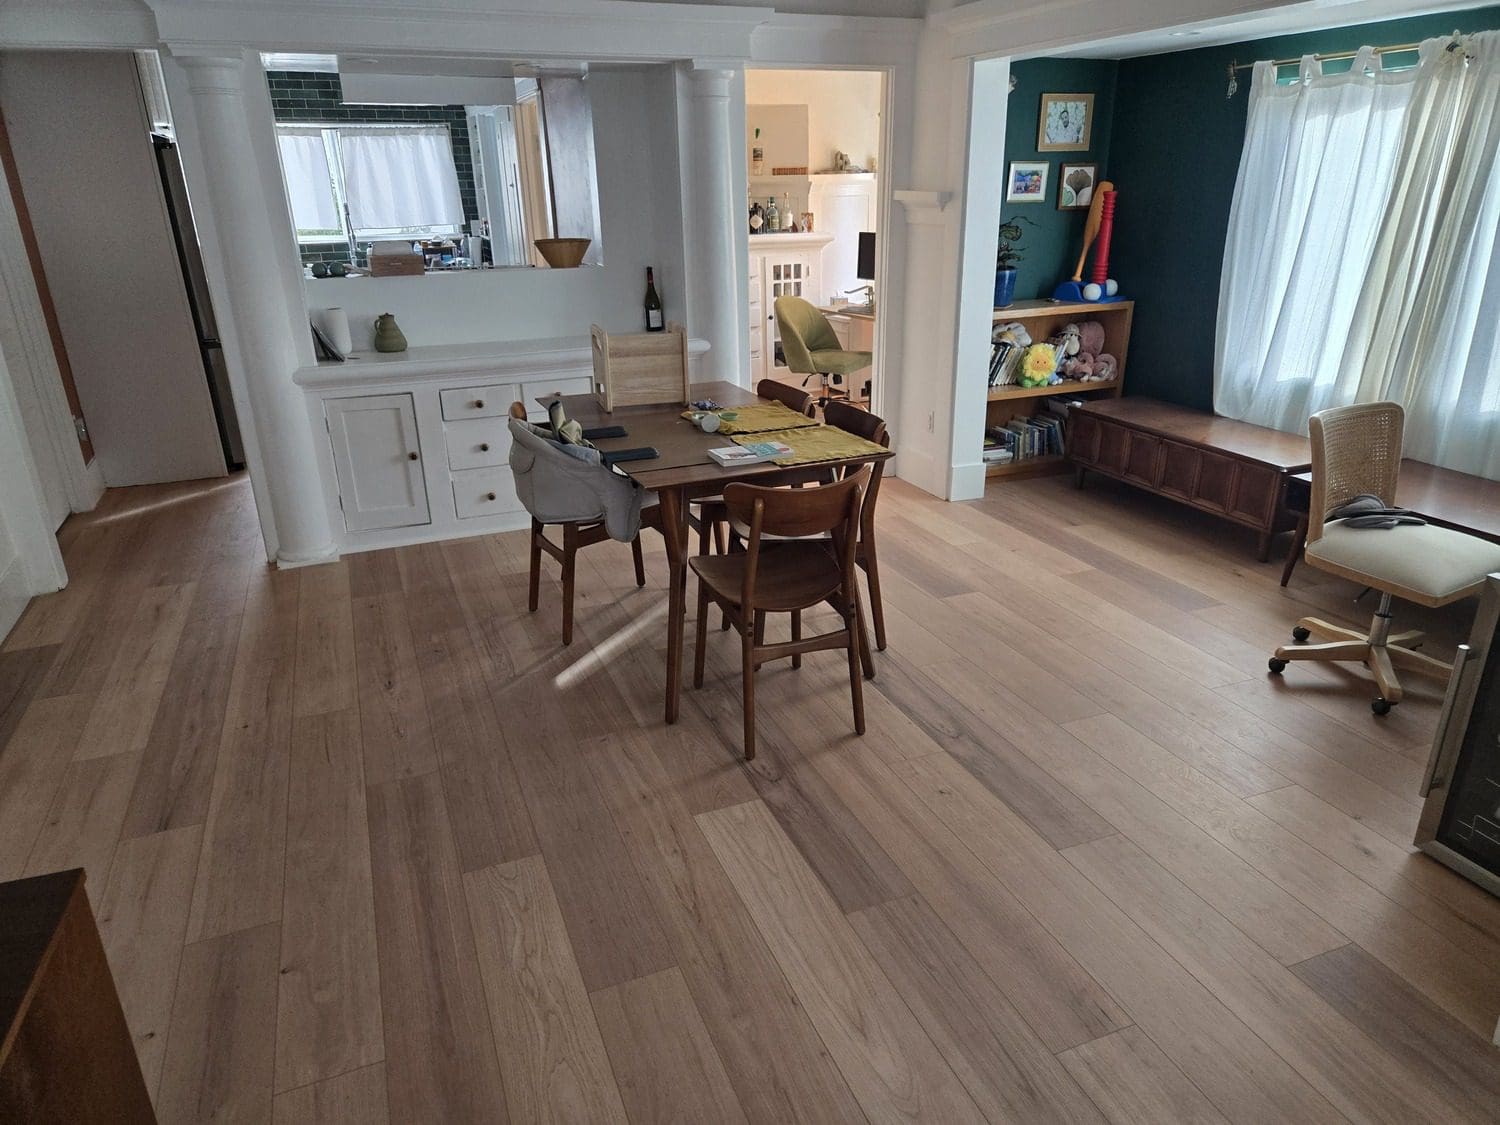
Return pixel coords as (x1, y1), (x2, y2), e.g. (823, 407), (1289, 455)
(1, 471), (1497, 1122)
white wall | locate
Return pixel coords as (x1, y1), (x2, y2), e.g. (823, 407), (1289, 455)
(301, 67), (691, 352)
(745, 67), (882, 171)
(0, 336), (67, 641)
(0, 50), (227, 487)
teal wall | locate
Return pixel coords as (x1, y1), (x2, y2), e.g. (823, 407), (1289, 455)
(1004, 58), (1118, 301)
(1106, 8), (1500, 409)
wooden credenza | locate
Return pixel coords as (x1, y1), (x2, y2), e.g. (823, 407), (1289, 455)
(1, 870), (155, 1123)
(1070, 398), (1311, 560)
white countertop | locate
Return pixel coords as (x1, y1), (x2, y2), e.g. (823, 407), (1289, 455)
(294, 334), (711, 390)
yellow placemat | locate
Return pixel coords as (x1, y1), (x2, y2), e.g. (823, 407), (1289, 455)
(731, 425), (889, 466)
(681, 401), (821, 434)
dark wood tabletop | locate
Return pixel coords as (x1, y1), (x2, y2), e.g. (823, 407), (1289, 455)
(553, 380), (892, 492)
(1291, 459), (1500, 542)
(1078, 398), (1311, 470)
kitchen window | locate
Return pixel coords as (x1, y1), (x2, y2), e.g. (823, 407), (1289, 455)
(275, 122), (466, 244)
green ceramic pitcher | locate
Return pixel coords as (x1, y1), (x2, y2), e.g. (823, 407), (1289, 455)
(373, 312), (408, 353)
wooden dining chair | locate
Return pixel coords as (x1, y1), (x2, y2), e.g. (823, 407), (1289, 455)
(823, 400), (890, 651)
(691, 468), (870, 759)
(509, 401), (654, 645)
(689, 378), (817, 557)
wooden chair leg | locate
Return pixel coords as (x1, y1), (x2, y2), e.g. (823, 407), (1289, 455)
(791, 610), (802, 670)
(693, 580), (709, 689)
(631, 535), (646, 587)
(698, 512), (712, 556)
(754, 610), (766, 647)
(713, 520), (728, 556)
(846, 597), (866, 736)
(528, 519), (543, 613)
(560, 525), (578, 647)
(741, 628), (757, 760)
(862, 545), (887, 652)
(1280, 513), (1307, 588)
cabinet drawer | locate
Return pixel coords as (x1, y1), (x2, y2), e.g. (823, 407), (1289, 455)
(1122, 430), (1161, 486)
(452, 467), (523, 520)
(1229, 462), (1281, 527)
(440, 383), (519, 421)
(446, 417), (512, 471)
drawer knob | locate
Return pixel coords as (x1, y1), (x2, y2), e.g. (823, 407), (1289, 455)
(479, 442), (490, 452)
(486, 491), (497, 501)
(408, 451), (418, 461)
(474, 399), (485, 409)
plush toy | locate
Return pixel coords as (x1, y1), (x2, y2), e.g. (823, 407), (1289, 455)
(1048, 323), (1082, 367)
(1060, 319), (1119, 383)
(988, 321), (1032, 386)
(1017, 342), (1061, 387)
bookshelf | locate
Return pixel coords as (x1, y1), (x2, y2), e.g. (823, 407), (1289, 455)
(985, 299), (1133, 479)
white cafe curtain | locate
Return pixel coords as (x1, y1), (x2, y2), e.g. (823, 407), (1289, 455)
(338, 125), (465, 235)
(275, 126), (341, 235)
(1217, 34), (1500, 479)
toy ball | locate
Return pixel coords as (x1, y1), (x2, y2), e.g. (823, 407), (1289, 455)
(1105, 279), (1119, 296)
(1082, 282), (1103, 301)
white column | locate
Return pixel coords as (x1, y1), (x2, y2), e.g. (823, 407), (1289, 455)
(174, 52), (336, 567)
(681, 66), (741, 385)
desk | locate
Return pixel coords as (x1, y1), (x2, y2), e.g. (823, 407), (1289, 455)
(1282, 460), (1500, 585)
(553, 380), (893, 722)
(819, 306), (874, 402)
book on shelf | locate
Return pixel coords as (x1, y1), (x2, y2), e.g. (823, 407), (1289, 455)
(710, 441), (792, 466)
(985, 410), (1067, 463)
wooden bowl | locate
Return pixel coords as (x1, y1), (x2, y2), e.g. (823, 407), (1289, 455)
(533, 237), (591, 268)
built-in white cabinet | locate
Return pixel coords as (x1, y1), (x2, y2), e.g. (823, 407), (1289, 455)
(747, 233), (832, 384)
(325, 393), (431, 532)
(298, 338), (704, 554)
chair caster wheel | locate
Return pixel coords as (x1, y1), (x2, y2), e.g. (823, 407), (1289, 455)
(1372, 697), (1394, 716)
(1291, 626), (1311, 643)
(1268, 657), (1288, 674)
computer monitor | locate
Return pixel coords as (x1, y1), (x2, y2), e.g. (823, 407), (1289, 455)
(856, 231), (876, 281)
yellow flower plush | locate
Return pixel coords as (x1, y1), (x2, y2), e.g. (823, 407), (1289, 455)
(1018, 342), (1058, 387)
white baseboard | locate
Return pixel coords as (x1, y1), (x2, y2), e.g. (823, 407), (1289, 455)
(0, 554), (28, 644)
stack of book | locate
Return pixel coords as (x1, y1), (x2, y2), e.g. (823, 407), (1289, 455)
(984, 409), (1068, 465)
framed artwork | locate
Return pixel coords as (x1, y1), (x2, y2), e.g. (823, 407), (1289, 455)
(1037, 92), (1094, 151)
(1058, 162), (1099, 210)
(1006, 161), (1048, 203)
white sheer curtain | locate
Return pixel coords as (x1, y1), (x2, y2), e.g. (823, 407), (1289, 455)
(1216, 33), (1500, 479)
(275, 126), (342, 236)
(338, 125), (465, 236)
(1214, 50), (1417, 432)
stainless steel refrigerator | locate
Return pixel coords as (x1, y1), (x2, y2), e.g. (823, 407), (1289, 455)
(1416, 573), (1500, 897)
(153, 134), (245, 470)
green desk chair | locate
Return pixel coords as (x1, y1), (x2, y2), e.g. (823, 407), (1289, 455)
(774, 295), (872, 406)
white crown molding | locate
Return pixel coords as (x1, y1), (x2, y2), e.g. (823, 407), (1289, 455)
(749, 11), (920, 66)
(894, 188), (952, 211)
(0, 0), (159, 50)
(147, 0), (774, 63)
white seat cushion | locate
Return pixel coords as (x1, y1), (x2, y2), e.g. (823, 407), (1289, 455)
(1306, 519), (1500, 605)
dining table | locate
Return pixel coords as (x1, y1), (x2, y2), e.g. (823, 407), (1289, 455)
(547, 380), (894, 723)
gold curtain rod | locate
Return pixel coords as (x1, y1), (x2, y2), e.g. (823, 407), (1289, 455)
(1228, 41), (1423, 74)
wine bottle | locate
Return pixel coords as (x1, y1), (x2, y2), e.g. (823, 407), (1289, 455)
(644, 267), (664, 332)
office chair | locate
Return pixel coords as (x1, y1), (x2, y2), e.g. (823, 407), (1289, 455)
(1268, 402), (1500, 714)
(774, 295), (872, 407)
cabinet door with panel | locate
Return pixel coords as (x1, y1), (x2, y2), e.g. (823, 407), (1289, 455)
(325, 393), (431, 532)
(761, 251), (818, 382)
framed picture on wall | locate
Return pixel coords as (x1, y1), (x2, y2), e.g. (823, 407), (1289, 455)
(1006, 161), (1049, 203)
(1058, 162), (1099, 210)
(1037, 92), (1094, 151)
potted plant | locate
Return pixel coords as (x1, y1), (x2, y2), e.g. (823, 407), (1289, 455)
(994, 215), (1033, 309)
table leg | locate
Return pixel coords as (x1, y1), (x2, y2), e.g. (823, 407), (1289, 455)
(658, 486), (689, 724)
(1280, 513), (1308, 587)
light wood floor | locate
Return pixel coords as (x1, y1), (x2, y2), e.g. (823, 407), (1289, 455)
(3, 470), (1498, 1123)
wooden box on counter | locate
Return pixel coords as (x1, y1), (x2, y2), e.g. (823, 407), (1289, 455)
(590, 321), (691, 412)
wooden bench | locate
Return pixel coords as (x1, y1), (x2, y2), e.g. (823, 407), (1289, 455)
(1069, 398), (1311, 560)
(1282, 460), (1500, 585)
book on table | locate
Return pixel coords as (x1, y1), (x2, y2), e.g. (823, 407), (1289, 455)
(710, 441), (793, 466)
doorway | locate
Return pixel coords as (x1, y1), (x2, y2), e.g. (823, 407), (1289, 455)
(742, 68), (886, 413)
